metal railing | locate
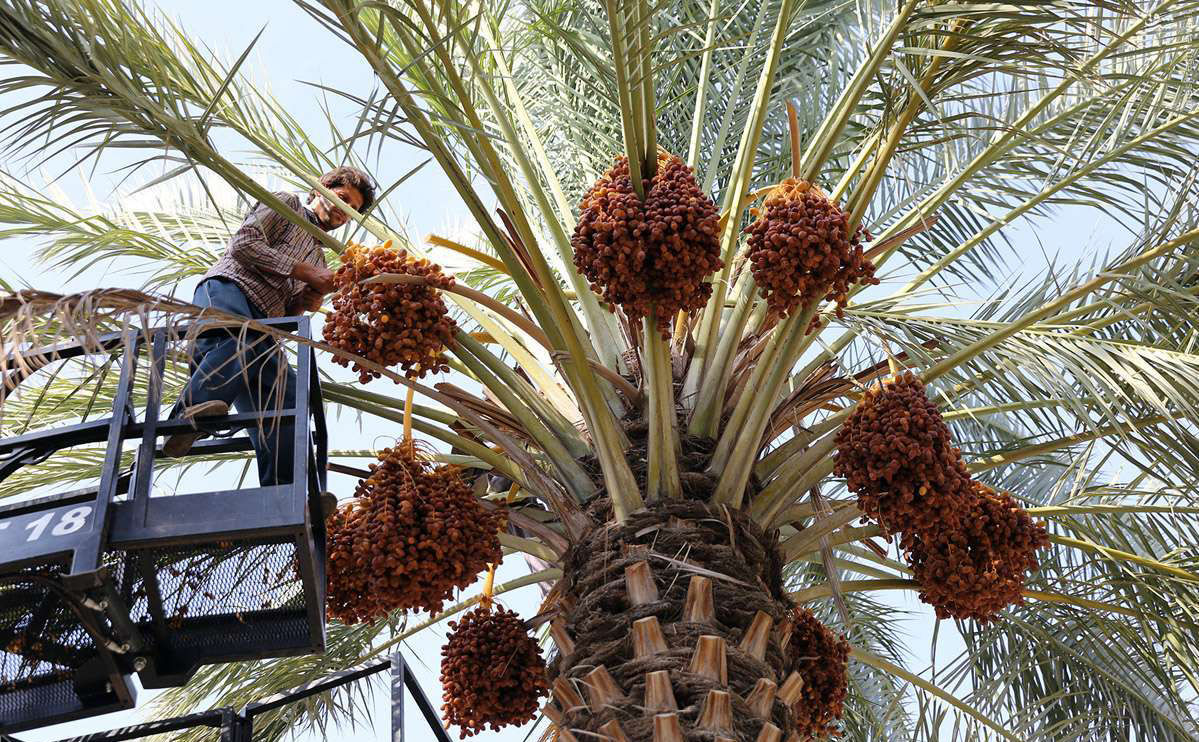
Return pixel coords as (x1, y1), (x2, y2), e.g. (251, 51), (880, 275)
(46, 652), (451, 742)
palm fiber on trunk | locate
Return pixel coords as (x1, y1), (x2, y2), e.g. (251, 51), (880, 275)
(548, 499), (805, 741)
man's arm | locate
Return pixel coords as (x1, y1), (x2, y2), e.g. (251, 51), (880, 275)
(286, 285), (325, 315)
(230, 193), (335, 292)
(227, 194), (301, 279)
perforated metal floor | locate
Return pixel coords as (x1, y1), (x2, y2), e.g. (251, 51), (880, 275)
(113, 538), (314, 688)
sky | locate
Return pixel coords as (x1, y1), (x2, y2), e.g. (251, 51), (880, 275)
(0, 1), (1135, 741)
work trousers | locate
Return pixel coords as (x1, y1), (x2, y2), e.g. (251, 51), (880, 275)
(176, 277), (297, 486)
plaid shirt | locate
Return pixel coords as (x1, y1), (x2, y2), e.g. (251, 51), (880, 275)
(202, 192), (327, 317)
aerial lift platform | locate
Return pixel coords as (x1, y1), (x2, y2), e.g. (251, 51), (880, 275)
(0, 317), (328, 733)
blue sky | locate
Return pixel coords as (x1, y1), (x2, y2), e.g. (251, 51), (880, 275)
(0, 1), (1135, 741)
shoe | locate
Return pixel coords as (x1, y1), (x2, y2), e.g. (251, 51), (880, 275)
(163, 400), (230, 458)
(319, 491), (339, 519)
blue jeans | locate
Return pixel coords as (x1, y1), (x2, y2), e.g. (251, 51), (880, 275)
(176, 277), (297, 487)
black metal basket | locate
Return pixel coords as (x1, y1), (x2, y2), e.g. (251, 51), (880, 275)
(0, 318), (328, 733)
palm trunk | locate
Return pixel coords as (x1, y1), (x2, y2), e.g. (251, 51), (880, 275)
(547, 498), (802, 742)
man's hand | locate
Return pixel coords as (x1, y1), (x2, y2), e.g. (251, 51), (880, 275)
(291, 261), (336, 294)
(287, 286), (325, 314)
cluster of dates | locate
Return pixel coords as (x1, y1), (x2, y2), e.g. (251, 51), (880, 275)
(325, 442), (502, 623)
(323, 241), (455, 383)
(745, 178), (878, 331)
(440, 603), (548, 738)
(572, 153), (723, 336)
(835, 372), (1048, 622)
(787, 607), (851, 740)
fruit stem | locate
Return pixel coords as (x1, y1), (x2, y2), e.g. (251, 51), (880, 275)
(605, 0), (645, 199)
(644, 314), (682, 500)
(403, 385), (414, 443)
(480, 562), (497, 611)
(881, 337), (900, 379)
(785, 99), (801, 178)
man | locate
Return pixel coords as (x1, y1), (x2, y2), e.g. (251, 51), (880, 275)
(164, 166), (376, 499)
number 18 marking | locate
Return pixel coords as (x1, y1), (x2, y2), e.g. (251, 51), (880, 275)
(22, 506), (92, 542)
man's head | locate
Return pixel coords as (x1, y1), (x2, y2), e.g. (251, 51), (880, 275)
(309, 165), (376, 231)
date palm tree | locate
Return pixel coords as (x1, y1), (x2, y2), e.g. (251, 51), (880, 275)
(2, 0), (1199, 740)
